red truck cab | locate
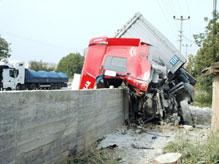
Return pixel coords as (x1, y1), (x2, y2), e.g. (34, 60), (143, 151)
(80, 37), (152, 95)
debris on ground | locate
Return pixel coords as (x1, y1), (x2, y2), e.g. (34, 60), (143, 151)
(153, 153), (182, 164)
(189, 105), (212, 125)
(66, 110), (211, 164)
(105, 144), (118, 149)
(97, 123), (210, 164)
(131, 143), (154, 150)
(182, 125), (193, 131)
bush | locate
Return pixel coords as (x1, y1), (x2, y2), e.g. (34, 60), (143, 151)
(192, 75), (212, 107)
(193, 89), (212, 107)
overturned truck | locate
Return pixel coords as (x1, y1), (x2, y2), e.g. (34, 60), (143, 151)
(79, 13), (196, 124)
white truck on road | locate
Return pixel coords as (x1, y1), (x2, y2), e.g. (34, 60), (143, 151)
(0, 59), (68, 90)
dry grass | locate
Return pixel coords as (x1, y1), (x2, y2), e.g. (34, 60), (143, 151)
(164, 133), (219, 164)
(61, 146), (120, 164)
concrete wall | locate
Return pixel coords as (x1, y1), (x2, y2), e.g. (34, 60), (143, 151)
(212, 75), (219, 131)
(0, 89), (128, 164)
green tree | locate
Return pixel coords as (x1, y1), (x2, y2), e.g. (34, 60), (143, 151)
(56, 53), (84, 77)
(192, 14), (219, 75)
(187, 14), (219, 105)
(0, 36), (10, 58)
(29, 60), (55, 71)
(186, 54), (196, 77)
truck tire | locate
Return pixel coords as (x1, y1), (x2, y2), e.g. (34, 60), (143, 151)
(180, 99), (194, 125)
(16, 84), (24, 90)
(16, 84), (20, 90)
(29, 84), (36, 90)
(6, 87), (12, 91)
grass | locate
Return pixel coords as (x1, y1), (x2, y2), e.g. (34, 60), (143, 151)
(193, 89), (212, 108)
(164, 133), (219, 164)
(61, 146), (120, 164)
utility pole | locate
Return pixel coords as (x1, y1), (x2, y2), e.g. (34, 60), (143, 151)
(173, 16), (190, 55)
(182, 44), (192, 58)
(213, 0), (217, 58)
(213, 0), (217, 20)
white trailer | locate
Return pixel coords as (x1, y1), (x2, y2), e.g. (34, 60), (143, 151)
(115, 12), (186, 74)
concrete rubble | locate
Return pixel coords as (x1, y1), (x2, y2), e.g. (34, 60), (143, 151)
(153, 153), (182, 164)
(182, 125), (193, 131)
(97, 120), (210, 164)
(189, 105), (212, 125)
(181, 104), (212, 126)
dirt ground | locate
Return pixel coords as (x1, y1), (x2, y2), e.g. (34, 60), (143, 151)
(97, 123), (210, 164)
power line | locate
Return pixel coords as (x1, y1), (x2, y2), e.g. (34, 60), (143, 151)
(185, 0), (191, 15)
(182, 35), (195, 44)
(173, 16), (190, 54)
(169, 0), (178, 16)
(161, 0), (178, 32)
(156, 0), (176, 38)
(182, 43), (192, 57)
(175, 0), (183, 15)
(0, 30), (65, 49)
(0, 30), (85, 53)
(185, 0), (192, 37)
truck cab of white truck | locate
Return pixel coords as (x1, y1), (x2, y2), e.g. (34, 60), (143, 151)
(0, 59), (25, 90)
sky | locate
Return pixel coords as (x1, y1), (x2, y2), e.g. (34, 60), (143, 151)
(0, 0), (215, 64)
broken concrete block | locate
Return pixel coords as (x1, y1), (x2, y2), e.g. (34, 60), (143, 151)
(153, 153), (182, 164)
(190, 106), (212, 125)
(183, 125), (193, 131)
(135, 129), (142, 134)
(155, 148), (163, 156)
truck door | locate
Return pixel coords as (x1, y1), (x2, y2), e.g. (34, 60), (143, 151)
(2, 68), (17, 90)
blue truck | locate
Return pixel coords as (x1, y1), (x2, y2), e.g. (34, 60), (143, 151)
(24, 69), (68, 90)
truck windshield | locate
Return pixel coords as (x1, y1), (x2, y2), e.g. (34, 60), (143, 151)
(104, 56), (127, 73)
(9, 69), (19, 78)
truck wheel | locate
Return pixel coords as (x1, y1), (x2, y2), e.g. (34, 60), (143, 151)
(6, 87), (12, 91)
(29, 84), (36, 90)
(180, 99), (194, 125)
(16, 84), (21, 90)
